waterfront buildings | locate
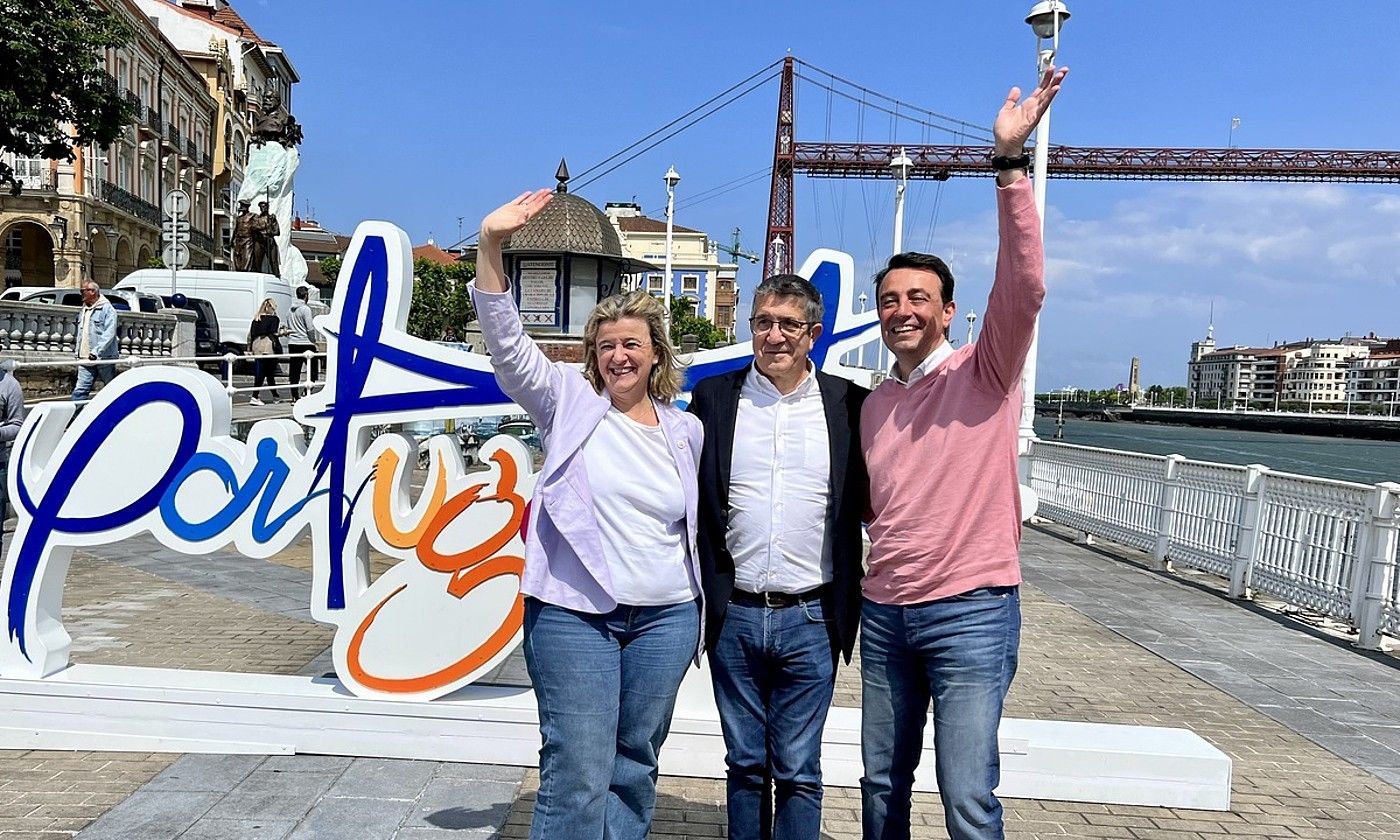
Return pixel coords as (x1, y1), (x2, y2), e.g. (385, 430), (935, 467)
(1187, 328), (1400, 408)
(605, 202), (740, 336)
(0, 0), (295, 288)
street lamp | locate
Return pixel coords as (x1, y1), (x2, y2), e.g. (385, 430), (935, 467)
(890, 147), (912, 253)
(857, 291), (869, 367)
(1017, 0), (1070, 512)
(965, 310), (978, 345)
(663, 165), (680, 325)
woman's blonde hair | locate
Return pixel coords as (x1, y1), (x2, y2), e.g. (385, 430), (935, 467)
(582, 290), (684, 403)
(256, 298), (278, 317)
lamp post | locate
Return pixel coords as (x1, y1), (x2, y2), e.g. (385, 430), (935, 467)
(966, 310), (978, 346)
(890, 147), (912, 253)
(663, 165), (680, 325)
(1017, 0), (1070, 508)
(857, 291), (869, 367)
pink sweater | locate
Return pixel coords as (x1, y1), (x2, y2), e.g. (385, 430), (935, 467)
(860, 178), (1045, 605)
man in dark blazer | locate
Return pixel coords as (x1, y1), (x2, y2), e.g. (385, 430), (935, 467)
(688, 274), (868, 840)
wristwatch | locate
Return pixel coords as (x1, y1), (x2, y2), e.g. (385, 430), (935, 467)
(990, 152), (1032, 172)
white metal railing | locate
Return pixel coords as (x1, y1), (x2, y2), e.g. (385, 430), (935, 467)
(1027, 439), (1400, 650)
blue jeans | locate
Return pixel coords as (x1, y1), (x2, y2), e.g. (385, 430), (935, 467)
(523, 598), (699, 840)
(708, 598), (836, 840)
(70, 362), (115, 401)
(859, 588), (1021, 840)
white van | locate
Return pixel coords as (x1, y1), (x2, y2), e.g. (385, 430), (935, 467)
(116, 269), (295, 353)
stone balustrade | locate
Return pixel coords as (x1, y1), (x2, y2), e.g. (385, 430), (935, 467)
(0, 301), (181, 359)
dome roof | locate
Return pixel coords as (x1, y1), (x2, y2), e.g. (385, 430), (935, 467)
(502, 160), (658, 272)
(503, 189), (625, 259)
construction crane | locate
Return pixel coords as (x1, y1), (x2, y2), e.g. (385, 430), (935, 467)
(715, 227), (760, 269)
(711, 228), (760, 338)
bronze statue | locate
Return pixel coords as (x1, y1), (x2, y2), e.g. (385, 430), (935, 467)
(248, 200), (281, 276)
(250, 88), (304, 149)
(231, 200), (256, 271)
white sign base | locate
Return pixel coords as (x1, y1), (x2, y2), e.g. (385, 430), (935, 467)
(0, 662), (1231, 811)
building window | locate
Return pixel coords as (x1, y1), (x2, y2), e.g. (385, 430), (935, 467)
(9, 155), (46, 190)
(681, 274), (699, 294)
(647, 274), (663, 293)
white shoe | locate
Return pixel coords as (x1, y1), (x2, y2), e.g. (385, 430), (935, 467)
(248, 397), (265, 406)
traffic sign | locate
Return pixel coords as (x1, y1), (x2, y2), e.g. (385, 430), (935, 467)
(163, 189), (190, 217)
(161, 220), (191, 233)
(162, 243), (190, 269)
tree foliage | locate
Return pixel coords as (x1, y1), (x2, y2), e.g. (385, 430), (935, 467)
(0, 0), (137, 195)
(669, 296), (728, 349)
(318, 255), (342, 284)
(409, 257), (476, 341)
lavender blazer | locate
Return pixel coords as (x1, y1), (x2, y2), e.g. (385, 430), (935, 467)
(470, 284), (705, 630)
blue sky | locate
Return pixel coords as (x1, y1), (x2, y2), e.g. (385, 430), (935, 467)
(238, 0), (1399, 390)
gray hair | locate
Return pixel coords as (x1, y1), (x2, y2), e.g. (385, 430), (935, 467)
(750, 273), (823, 324)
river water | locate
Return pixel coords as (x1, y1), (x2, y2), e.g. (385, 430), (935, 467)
(1033, 416), (1400, 486)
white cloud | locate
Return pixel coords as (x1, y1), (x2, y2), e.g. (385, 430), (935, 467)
(900, 182), (1400, 389)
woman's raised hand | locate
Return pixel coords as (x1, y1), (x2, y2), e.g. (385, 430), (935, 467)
(481, 189), (554, 242)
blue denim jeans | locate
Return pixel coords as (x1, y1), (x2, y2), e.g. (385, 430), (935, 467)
(70, 362), (115, 401)
(859, 587), (1021, 840)
(708, 598), (836, 840)
(523, 597), (700, 840)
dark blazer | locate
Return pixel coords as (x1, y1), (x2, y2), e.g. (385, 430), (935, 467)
(687, 365), (869, 661)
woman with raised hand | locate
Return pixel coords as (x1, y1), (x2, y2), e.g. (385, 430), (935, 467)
(470, 189), (704, 840)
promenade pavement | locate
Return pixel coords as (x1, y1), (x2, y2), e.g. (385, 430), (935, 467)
(0, 520), (1394, 838)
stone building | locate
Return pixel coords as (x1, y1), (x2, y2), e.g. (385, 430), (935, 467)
(605, 202), (739, 334)
(0, 0), (295, 289)
(133, 0), (299, 268)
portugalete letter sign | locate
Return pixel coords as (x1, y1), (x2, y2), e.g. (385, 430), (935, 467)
(0, 221), (880, 701)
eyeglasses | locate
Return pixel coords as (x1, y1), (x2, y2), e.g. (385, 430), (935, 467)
(749, 316), (815, 338)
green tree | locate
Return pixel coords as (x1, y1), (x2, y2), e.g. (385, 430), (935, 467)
(408, 257), (476, 340)
(669, 296), (728, 349)
(318, 255), (342, 285)
(0, 0), (137, 195)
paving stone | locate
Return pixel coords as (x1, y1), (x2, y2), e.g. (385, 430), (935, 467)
(143, 754), (265, 792)
(72, 790), (220, 839)
(175, 817), (297, 840)
(285, 794), (415, 840)
(402, 778), (520, 832)
(261, 755), (354, 774)
(322, 758), (438, 801)
(200, 769), (340, 822)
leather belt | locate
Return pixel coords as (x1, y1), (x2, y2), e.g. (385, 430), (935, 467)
(730, 585), (827, 609)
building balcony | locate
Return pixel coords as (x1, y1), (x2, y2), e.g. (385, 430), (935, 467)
(190, 227), (216, 254)
(100, 179), (160, 226)
(162, 122), (181, 153)
(12, 169), (57, 194)
(137, 105), (162, 139)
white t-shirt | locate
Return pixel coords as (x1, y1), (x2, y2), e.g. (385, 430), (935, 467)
(581, 406), (697, 606)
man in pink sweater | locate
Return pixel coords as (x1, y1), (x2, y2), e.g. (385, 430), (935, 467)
(858, 66), (1067, 840)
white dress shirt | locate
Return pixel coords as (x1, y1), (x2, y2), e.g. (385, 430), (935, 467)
(727, 364), (832, 594)
(890, 339), (956, 388)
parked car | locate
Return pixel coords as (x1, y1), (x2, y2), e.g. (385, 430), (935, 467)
(1, 286), (134, 310)
(160, 294), (223, 362)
